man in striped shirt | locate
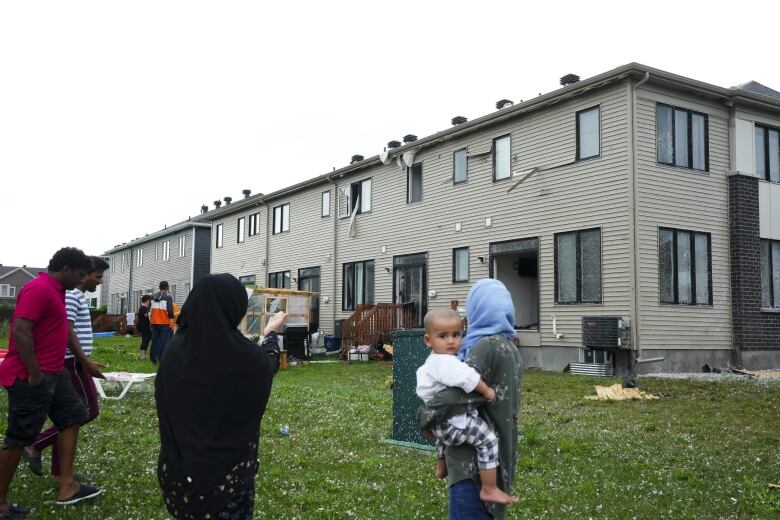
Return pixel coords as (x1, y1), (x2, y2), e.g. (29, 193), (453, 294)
(23, 257), (109, 480)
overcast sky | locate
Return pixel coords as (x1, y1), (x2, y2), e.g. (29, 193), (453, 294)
(1, 0), (777, 268)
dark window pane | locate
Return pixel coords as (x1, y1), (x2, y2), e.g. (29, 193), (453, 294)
(578, 107), (599, 159)
(755, 127), (766, 179)
(692, 114), (706, 170)
(773, 242), (780, 308)
(556, 233), (577, 303)
(668, 240), (685, 303)
(656, 105), (673, 164)
(769, 129), (780, 183)
(674, 110), (689, 168)
(454, 149), (467, 183)
(408, 164), (423, 202)
(365, 261), (374, 304)
(694, 233), (710, 304)
(343, 263), (354, 310)
(580, 229), (601, 302)
(761, 240), (771, 307)
(677, 231), (692, 304)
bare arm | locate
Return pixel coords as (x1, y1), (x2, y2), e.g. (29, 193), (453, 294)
(11, 318), (43, 385)
(474, 379), (496, 402)
(67, 321), (105, 379)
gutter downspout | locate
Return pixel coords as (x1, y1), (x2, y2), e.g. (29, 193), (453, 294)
(630, 71), (650, 369)
(328, 174), (338, 336)
(262, 197), (269, 288)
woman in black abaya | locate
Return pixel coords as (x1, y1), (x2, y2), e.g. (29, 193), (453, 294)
(155, 274), (282, 519)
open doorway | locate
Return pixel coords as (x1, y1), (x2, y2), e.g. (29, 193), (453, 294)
(489, 238), (539, 332)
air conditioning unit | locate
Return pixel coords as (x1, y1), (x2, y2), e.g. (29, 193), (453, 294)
(582, 316), (630, 350)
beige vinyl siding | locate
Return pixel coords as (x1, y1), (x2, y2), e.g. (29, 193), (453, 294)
(634, 87), (732, 350)
(332, 82), (633, 348)
(211, 202), (267, 283)
(266, 188), (335, 331)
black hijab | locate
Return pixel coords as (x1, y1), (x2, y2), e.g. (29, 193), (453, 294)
(155, 274), (276, 491)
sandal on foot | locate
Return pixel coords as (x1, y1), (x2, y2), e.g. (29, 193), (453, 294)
(0, 503), (30, 518)
(20, 449), (42, 476)
(55, 484), (103, 505)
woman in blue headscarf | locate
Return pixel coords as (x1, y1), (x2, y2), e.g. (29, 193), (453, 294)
(420, 279), (524, 520)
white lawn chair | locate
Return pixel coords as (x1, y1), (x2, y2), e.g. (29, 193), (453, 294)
(93, 372), (156, 400)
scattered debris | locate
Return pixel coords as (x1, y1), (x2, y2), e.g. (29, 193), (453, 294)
(768, 483), (780, 490)
(586, 384), (659, 401)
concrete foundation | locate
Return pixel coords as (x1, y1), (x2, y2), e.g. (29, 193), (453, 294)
(634, 349), (734, 374)
(740, 350), (780, 370)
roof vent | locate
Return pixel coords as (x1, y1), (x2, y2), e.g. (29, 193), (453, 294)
(224, 196), (232, 205)
(560, 73), (580, 86)
(496, 99), (513, 109)
(214, 200), (222, 209)
(403, 134), (417, 143)
(451, 116), (468, 126)
(242, 189), (251, 198)
(387, 140), (402, 149)
(351, 154), (364, 164)
(200, 205), (208, 214)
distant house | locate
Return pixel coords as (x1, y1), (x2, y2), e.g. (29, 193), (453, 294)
(104, 219), (211, 314)
(0, 265), (46, 305)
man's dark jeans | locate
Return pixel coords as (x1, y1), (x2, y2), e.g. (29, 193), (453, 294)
(449, 479), (493, 520)
(150, 325), (172, 363)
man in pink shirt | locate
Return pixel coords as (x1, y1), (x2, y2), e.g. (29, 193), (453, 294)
(0, 247), (103, 517)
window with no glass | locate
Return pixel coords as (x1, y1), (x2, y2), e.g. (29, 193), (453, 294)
(237, 217), (245, 243)
(576, 106), (600, 160)
(659, 227), (711, 305)
(493, 135), (511, 181)
(339, 179), (371, 217)
(273, 204), (290, 234)
(656, 103), (708, 171)
(555, 228), (602, 304)
(407, 163), (423, 203)
(342, 260), (375, 310)
(248, 213), (260, 237)
(268, 271), (290, 289)
(755, 124), (780, 183)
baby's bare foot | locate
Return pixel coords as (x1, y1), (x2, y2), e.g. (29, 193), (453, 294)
(480, 486), (518, 504)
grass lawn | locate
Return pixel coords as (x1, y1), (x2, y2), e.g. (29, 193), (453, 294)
(0, 332), (778, 519)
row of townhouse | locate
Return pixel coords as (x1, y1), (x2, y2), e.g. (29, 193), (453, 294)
(105, 63), (780, 373)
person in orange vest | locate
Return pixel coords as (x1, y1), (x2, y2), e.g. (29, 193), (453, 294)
(149, 281), (174, 364)
(170, 303), (180, 332)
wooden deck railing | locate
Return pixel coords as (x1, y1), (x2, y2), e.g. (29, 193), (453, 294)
(92, 313), (129, 334)
(341, 302), (415, 351)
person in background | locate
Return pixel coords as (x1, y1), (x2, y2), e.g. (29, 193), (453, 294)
(137, 294), (152, 359)
(23, 256), (109, 481)
(155, 274), (282, 519)
(149, 281), (174, 364)
(0, 248), (102, 517)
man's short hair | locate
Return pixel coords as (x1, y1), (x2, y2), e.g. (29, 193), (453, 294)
(47, 247), (91, 273)
(141, 294), (151, 303)
(423, 308), (461, 333)
(159, 281), (169, 290)
(89, 256), (110, 274)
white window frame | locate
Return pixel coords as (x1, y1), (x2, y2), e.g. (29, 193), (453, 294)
(155, 243), (159, 260)
(163, 240), (170, 262)
(0, 284), (15, 298)
(248, 213), (260, 236)
(135, 248), (143, 267)
(178, 235), (186, 257)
